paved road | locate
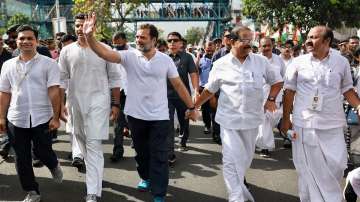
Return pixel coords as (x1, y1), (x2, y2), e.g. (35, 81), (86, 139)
(0, 121), (308, 202)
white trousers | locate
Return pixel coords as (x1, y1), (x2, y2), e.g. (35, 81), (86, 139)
(256, 109), (282, 150)
(292, 126), (347, 202)
(221, 127), (258, 202)
(70, 133), (83, 159)
(74, 134), (104, 197)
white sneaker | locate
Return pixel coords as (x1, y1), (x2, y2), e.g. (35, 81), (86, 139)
(23, 191), (41, 202)
(50, 163), (63, 183)
(85, 194), (97, 202)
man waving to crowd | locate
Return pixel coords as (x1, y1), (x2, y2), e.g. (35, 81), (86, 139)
(82, 13), (198, 202)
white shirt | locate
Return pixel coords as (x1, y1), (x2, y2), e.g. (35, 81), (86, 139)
(280, 54), (293, 69)
(114, 46), (136, 95)
(269, 54), (286, 78)
(118, 49), (179, 120)
(284, 51), (353, 129)
(0, 53), (60, 128)
(205, 52), (283, 130)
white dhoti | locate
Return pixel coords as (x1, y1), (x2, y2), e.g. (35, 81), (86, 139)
(347, 167), (360, 196)
(292, 126), (347, 202)
(221, 127), (258, 202)
(256, 109), (282, 150)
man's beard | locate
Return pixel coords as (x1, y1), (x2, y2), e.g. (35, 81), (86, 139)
(137, 43), (152, 53)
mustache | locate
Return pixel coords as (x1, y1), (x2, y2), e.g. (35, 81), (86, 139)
(305, 41), (313, 47)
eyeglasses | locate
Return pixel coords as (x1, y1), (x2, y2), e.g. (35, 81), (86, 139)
(167, 39), (180, 43)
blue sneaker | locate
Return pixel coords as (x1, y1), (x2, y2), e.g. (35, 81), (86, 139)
(137, 179), (150, 192)
(154, 196), (165, 202)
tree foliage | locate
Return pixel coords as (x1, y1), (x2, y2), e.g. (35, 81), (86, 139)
(7, 13), (30, 27)
(184, 27), (205, 46)
(242, 0), (360, 31)
(72, 0), (147, 39)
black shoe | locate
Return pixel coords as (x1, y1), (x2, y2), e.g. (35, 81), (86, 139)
(168, 154), (176, 167)
(110, 153), (123, 162)
(283, 139), (292, 148)
(204, 127), (211, 134)
(32, 159), (44, 168)
(260, 149), (271, 158)
(244, 178), (251, 191)
(72, 157), (85, 169)
(344, 178), (358, 202)
(0, 149), (9, 159)
(213, 135), (222, 145)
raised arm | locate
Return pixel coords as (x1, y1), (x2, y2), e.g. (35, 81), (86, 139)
(83, 13), (121, 63)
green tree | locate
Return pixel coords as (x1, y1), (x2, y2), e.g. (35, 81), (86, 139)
(184, 27), (205, 46)
(72, 0), (147, 39)
(242, 0), (360, 31)
(7, 13), (30, 27)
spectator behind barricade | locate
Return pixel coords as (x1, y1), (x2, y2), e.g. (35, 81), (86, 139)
(156, 38), (168, 53)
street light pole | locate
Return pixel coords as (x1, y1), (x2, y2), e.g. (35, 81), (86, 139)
(55, 0), (60, 34)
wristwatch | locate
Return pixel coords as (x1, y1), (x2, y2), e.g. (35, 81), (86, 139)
(267, 96), (276, 102)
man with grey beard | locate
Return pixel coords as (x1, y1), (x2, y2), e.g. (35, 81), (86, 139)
(83, 13), (198, 202)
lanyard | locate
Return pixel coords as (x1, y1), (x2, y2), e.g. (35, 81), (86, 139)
(15, 58), (36, 91)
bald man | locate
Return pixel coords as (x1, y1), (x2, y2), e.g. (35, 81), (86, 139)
(281, 26), (360, 202)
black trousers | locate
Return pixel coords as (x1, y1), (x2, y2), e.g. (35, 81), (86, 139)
(113, 90), (128, 156)
(7, 120), (58, 193)
(168, 98), (189, 154)
(199, 87), (220, 139)
(127, 116), (169, 197)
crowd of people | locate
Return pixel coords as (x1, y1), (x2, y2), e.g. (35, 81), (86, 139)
(0, 11), (360, 202)
(134, 4), (227, 19)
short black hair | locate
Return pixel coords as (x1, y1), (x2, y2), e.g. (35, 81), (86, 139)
(61, 34), (77, 43)
(55, 32), (66, 38)
(16, 25), (39, 39)
(74, 13), (86, 20)
(139, 24), (159, 40)
(156, 38), (167, 48)
(354, 47), (360, 57)
(167, 32), (182, 40)
(6, 24), (20, 35)
(349, 36), (360, 41)
(283, 40), (294, 47)
(112, 32), (127, 41)
(213, 38), (222, 44)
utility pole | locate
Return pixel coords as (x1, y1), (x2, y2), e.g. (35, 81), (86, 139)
(55, 0), (60, 34)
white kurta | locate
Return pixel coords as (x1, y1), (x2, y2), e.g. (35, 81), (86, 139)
(284, 51), (353, 202)
(59, 42), (121, 140)
(58, 42), (121, 197)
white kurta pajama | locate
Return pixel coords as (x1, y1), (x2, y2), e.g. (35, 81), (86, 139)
(284, 51), (353, 202)
(256, 54), (285, 150)
(205, 53), (282, 202)
(59, 42), (121, 197)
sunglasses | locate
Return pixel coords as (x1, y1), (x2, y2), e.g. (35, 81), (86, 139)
(167, 39), (180, 43)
